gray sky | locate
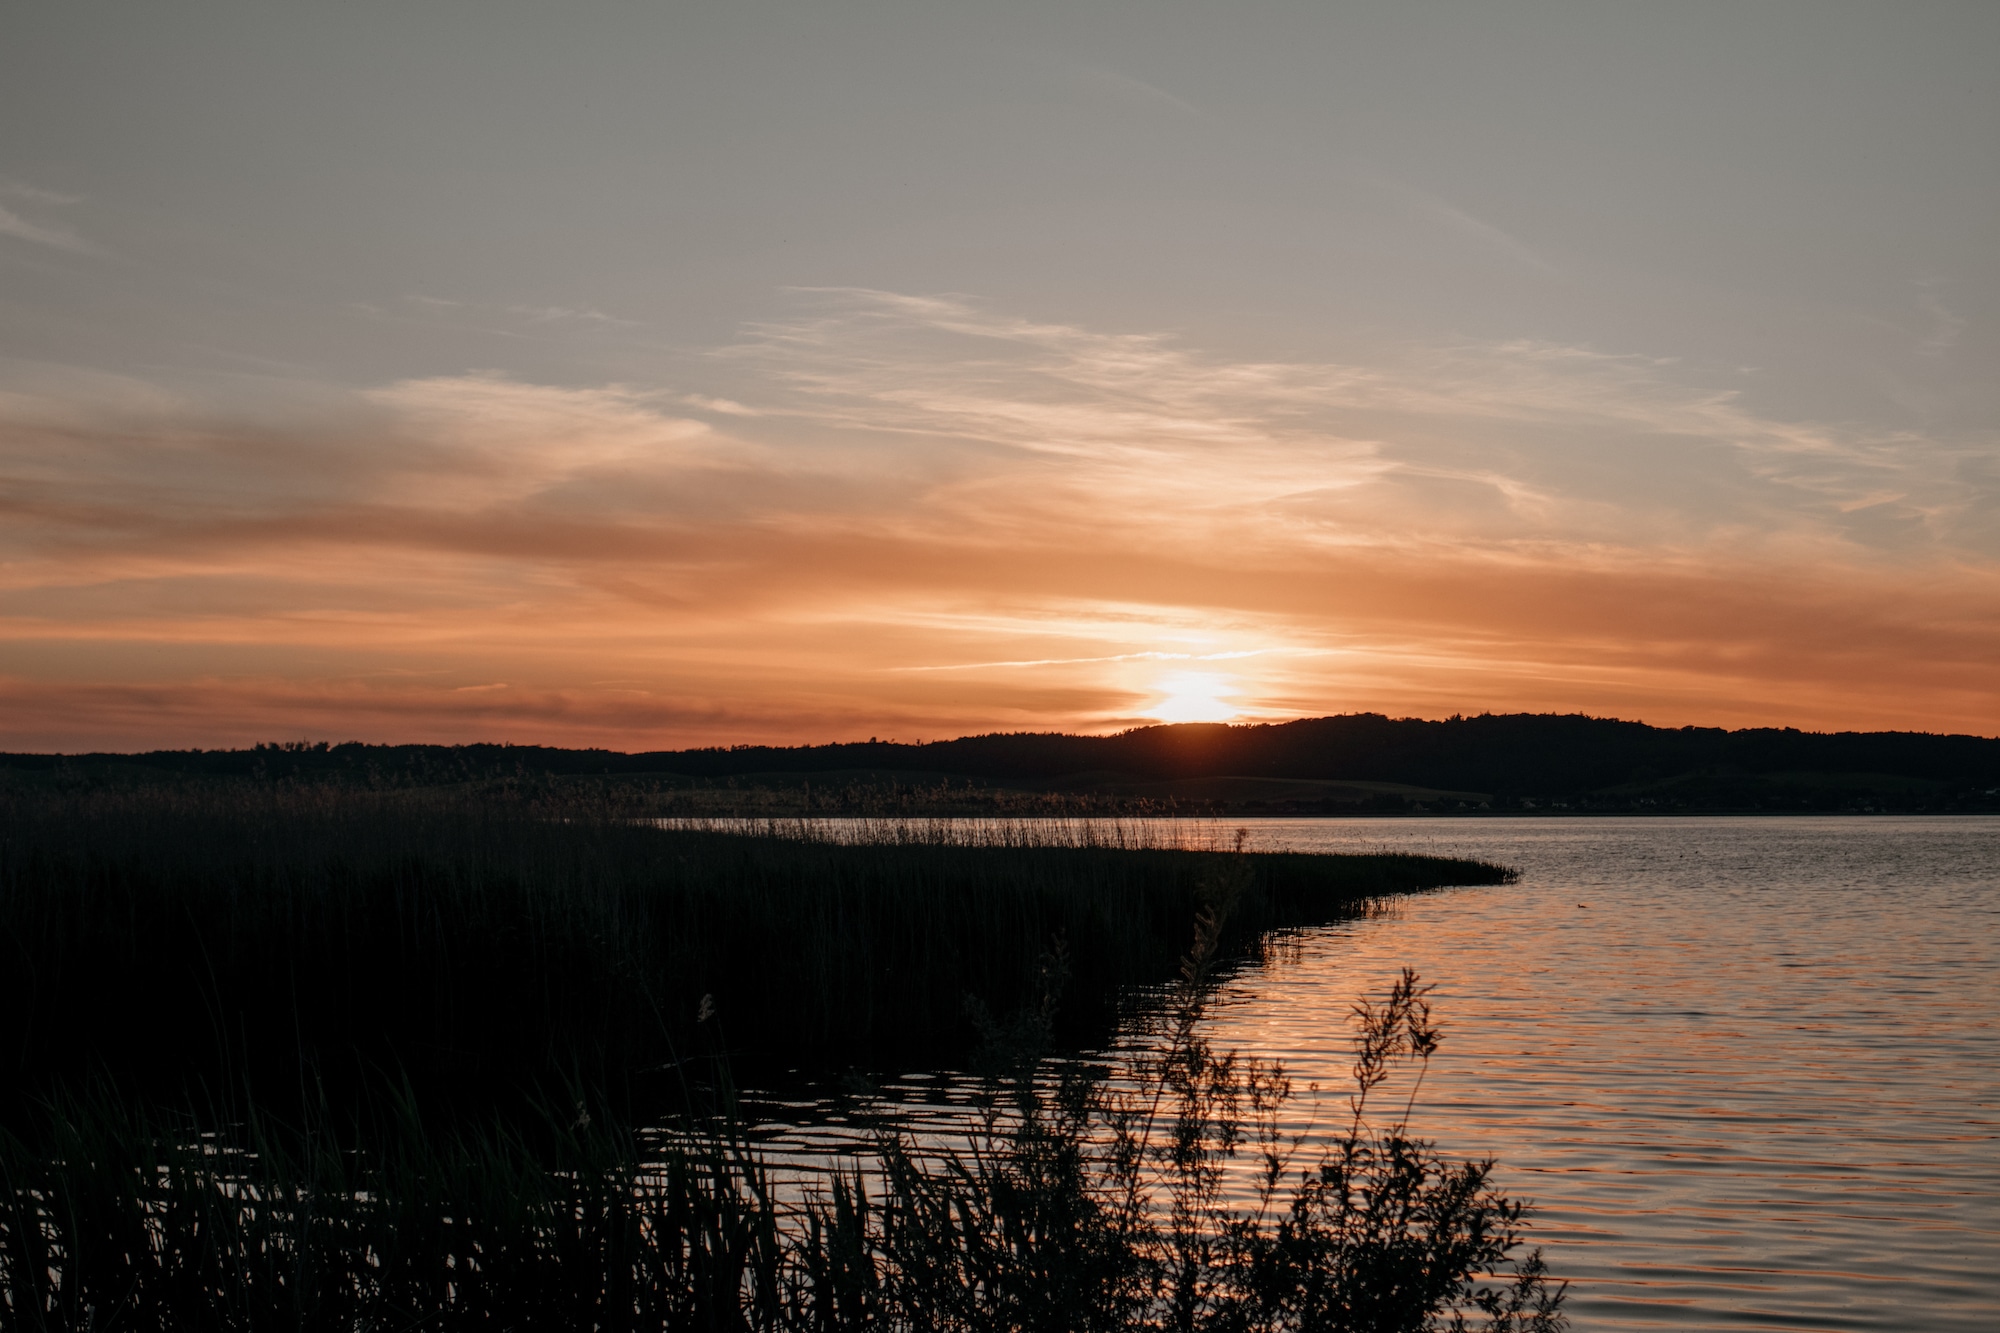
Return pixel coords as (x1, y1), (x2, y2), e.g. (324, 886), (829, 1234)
(2, 1), (1997, 747)
(6, 1), (1994, 418)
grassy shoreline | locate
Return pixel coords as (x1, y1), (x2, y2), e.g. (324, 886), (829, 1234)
(1, 963), (1564, 1332)
(0, 785), (1562, 1329)
(1, 785), (1512, 1110)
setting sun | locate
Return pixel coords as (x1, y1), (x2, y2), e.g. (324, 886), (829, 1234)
(1148, 672), (1241, 724)
(1, 7), (1993, 1326)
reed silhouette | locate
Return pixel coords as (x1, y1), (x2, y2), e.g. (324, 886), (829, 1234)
(0, 962), (1564, 1331)
(794, 909), (1567, 1333)
(0, 784), (1510, 1104)
(0, 783), (1558, 1328)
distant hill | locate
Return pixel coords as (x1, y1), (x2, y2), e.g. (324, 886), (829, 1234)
(8, 713), (2000, 813)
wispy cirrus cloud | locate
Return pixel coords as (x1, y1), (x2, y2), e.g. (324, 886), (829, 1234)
(730, 288), (1993, 558)
(0, 203), (91, 253)
(0, 177), (95, 253)
(2, 289), (1996, 749)
(1378, 181), (1556, 275)
(1065, 64), (1206, 119)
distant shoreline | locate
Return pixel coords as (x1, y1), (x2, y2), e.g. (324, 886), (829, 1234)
(6, 712), (1998, 815)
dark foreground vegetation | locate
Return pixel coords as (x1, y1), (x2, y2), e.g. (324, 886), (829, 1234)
(0, 783), (1558, 1328)
(0, 784), (1508, 1100)
(11, 711), (1996, 813)
(1, 955), (1565, 1331)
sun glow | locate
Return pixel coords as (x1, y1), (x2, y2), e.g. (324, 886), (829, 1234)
(1148, 672), (1241, 724)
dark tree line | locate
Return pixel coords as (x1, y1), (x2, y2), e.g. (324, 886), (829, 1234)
(8, 713), (1996, 811)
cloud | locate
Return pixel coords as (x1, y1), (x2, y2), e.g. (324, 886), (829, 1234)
(507, 304), (639, 327)
(0, 177), (82, 205)
(357, 375), (716, 506)
(0, 176), (94, 252)
(1067, 64), (1205, 118)
(682, 394), (762, 417)
(732, 289), (1987, 560)
(1406, 193), (1554, 275)
(1367, 179), (1555, 275)
(2, 291), (1997, 748)
(1915, 281), (1967, 358)
(0, 202), (92, 254)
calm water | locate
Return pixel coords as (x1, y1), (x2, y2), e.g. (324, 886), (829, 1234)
(745, 816), (2000, 1332)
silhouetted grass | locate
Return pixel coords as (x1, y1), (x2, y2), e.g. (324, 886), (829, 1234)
(0, 1079), (787, 1331)
(0, 785), (1511, 1107)
(0, 961), (1566, 1332)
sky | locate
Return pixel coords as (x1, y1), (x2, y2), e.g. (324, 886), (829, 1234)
(2, 0), (1997, 751)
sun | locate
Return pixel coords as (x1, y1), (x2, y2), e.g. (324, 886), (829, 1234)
(1148, 671), (1242, 724)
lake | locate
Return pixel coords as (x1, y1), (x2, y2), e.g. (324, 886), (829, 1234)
(743, 815), (1998, 1332)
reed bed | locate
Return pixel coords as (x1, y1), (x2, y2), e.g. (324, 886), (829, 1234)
(0, 1080), (787, 1332)
(0, 961), (1565, 1332)
(0, 784), (1512, 1104)
(0, 783), (1556, 1329)
(656, 814), (1252, 851)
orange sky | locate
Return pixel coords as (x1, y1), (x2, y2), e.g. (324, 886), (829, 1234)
(6, 7), (1996, 752)
(4, 292), (1995, 751)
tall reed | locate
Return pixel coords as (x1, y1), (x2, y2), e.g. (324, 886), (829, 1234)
(0, 783), (1512, 1103)
(0, 1080), (785, 1331)
(795, 861), (1566, 1332)
(1, 957), (1564, 1331)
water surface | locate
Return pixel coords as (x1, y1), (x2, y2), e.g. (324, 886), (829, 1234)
(748, 816), (2000, 1331)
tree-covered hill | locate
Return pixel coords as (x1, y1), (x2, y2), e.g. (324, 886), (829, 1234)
(8, 713), (1999, 813)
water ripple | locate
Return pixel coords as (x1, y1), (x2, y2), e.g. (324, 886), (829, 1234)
(1187, 816), (2000, 1332)
(737, 816), (1998, 1331)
